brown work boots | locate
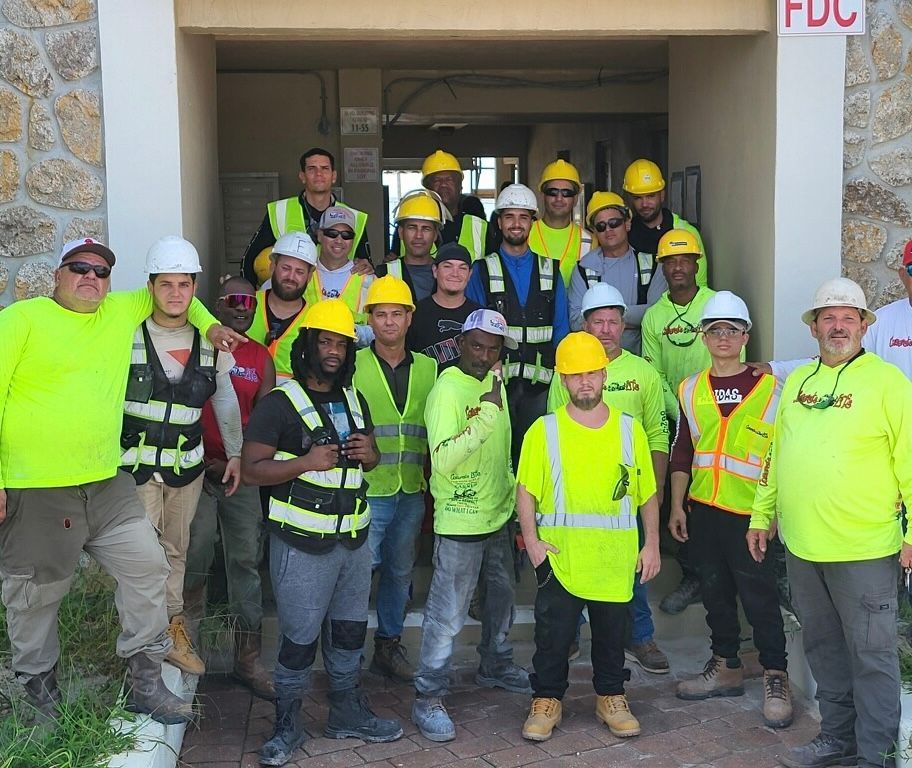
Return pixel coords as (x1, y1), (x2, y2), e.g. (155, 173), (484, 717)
(370, 636), (415, 682)
(234, 629), (275, 700)
(595, 694), (641, 737)
(522, 697), (562, 741)
(165, 615), (206, 676)
(762, 669), (793, 729)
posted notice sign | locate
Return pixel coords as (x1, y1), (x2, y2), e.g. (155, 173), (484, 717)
(779, 0), (865, 35)
(343, 147), (379, 183)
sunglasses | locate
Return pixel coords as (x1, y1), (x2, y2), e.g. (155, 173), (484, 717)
(594, 218), (626, 232)
(64, 261), (112, 279)
(322, 229), (355, 241)
(543, 188), (576, 199)
(218, 293), (257, 311)
(612, 464), (630, 502)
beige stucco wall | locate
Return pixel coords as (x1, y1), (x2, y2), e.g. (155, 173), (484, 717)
(841, 0), (912, 308)
(668, 33), (778, 358)
(0, 0), (105, 307)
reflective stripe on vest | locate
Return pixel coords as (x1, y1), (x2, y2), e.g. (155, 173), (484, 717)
(303, 271), (369, 323)
(267, 198), (368, 259)
(247, 289), (308, 380)
(536, 411), (637, 530)
(121, 442), (205, 473)
(484, 254), (554, 385)
(678, 371), (780, 513)
(268, 379), (369, 537)
(458, 215), (487, 262)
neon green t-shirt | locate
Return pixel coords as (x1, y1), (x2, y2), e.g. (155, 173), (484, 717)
(425, 366), (514, 535)
(518, 406), (656, 602)
(750, 352), (912, 561)
(547, 349), (669, 454)
(0, 290), (217, 489)
(528, 220), (588, 288)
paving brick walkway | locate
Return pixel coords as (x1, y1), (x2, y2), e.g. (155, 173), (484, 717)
(179, 660), (818, 768)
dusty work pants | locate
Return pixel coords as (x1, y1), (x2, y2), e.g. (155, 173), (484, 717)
(136, 473), (205, 618)
(0, 471), (171, 678)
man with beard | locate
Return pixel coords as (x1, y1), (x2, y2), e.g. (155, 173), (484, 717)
(641, 230), (720, 615)
(528, 159), (592, 287)
(748, 278), (912, 768)
(466, 183), (570, 468)
(408, 243), (481, 370)
(121, 237), (244, 678)
(243, 299), (403, 766)
(382, 189), (447, 303)
(623, 159), (708, 288)
(548, 283), (670, 672)
(412, 309), (530, 742)
(247, 231), (318, 380)
(390, 150), (487, 262)
(241, 147), (371, 283)
(517, 331), (660, 743)
(184, 276), (276, 699)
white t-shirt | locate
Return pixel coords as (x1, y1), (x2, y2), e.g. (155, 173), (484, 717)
(770, 297), (912, 382)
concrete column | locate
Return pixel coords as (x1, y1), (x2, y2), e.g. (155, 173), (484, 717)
(337, 69), (386, 260)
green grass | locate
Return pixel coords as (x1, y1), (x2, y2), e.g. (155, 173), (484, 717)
(0, 561), (142, 768)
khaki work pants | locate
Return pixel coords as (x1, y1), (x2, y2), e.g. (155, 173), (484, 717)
(0, 471), (171, 678)
(136, 473), (205, 618)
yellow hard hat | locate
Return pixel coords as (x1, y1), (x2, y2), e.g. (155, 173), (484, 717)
(657, 229), (702, 260)
(302, 298), (357, 339)
(622, 159), (666, 195)
(253, 246), (274, 285)
(555, 331), (609, 375)
(394, 189), (447, 226)
(585, 191), (629, 226)
(364, 274), (416, 311)
(539, 159), (581, 191)
(421, 150), (463, 184)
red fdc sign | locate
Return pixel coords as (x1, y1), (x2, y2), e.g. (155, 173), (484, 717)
(778, 0), (865, 35)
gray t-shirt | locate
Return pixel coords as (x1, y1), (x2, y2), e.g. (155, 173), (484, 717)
(568, 246), (668, 355)
(407, 263), (435, 303)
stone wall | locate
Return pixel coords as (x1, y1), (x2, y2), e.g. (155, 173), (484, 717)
(843, 0), (912, 307)
(0, 0), (104, 307)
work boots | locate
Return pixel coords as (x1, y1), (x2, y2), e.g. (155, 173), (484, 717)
(234, 629), (275, 700)
(324, 688), (403, 742)
(522, 697), (562, 741)
(763, 669), (794, 729)
(22, 667), (61, 723)
(165, 615), (206, 676)
(659, 576), (702, 614)
(259, 697), (306, 767)
(676, 655), (745, 700)
(369, 636), (414, 682)
(125, 652), (194, 725)
(595, 694), (641, 737)
(412, 695), (456, 742)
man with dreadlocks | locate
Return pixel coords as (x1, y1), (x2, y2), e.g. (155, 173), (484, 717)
(242, 298), (403, 766)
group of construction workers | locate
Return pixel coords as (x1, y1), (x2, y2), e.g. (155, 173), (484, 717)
(1, 146), (911, 768)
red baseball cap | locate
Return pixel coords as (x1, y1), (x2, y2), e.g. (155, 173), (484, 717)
(903, 240), (912, 268)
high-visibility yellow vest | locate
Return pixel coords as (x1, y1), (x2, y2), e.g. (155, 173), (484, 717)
(398, 214), (488, 262)
(267, 197), (368, 261)
(303, 269), (370, 324)
(121, 324), (217, 487)
(353, 347), (437, 496)
(678, 370), (780, 514)
(484, 254), (555, 385)
(268, 379), (370, 538)
(537, 409), (638, 594)
(246, 290), (308, 380)
(528, 221), (592, 287)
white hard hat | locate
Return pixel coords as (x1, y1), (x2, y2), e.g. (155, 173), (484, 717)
(801, 277), (876, 325)
(701, 290), (752, 331)
(581, 282), (627, 316)
(494, 183), (538, 216)
(145, 236), (202, 274)
(272, 232), (317, 266)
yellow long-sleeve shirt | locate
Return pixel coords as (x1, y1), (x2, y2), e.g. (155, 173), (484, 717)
(750, 352), (912, 561)
(0, 290), (217, 489)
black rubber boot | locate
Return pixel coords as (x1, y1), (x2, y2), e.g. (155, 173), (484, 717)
(659, 576), (702, 615)
(125, 652), (194, 725)
(22, 667), (61, 723)
(258, 698), (306, 766)
(324, 688), (403, 743)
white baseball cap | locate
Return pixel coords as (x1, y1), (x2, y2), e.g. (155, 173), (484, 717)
(58, 237), (115, 267)
(462, 309), (519, 350)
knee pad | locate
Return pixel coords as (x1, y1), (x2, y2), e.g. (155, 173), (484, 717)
(277, 634), (317, 670)
(331, 619), (367, 651)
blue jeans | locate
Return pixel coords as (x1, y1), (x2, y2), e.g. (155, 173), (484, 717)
(630, 573), (654, 645)
(415, 524), (516, 698)
(367, 492), (425, 639)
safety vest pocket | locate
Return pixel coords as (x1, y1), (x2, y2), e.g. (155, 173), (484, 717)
(125, 363), (154, 403)
(288, 481), (336, 515)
